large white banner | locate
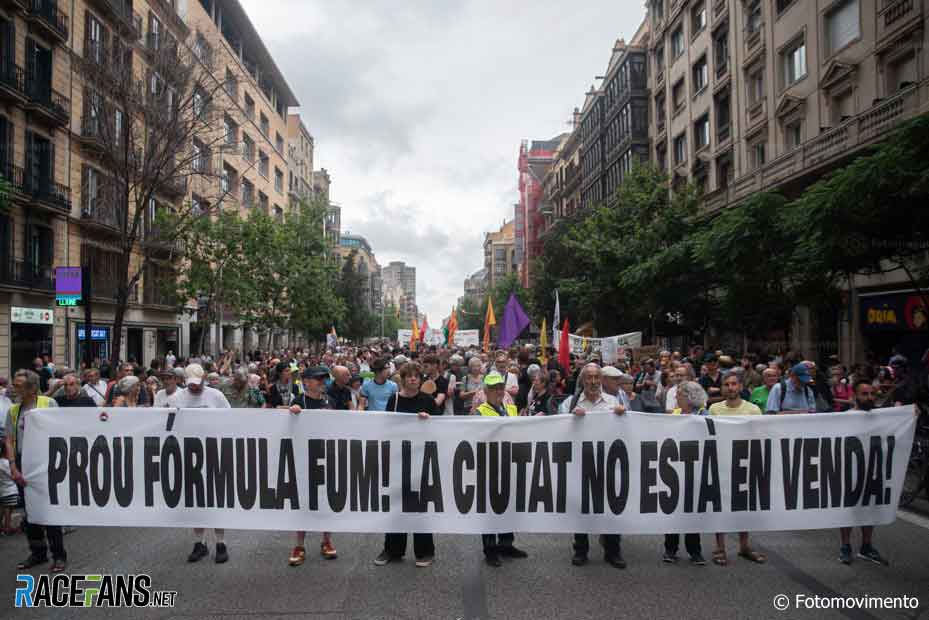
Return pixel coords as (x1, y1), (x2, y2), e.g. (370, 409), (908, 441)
(23, 407), (915, 534)
(451, 329), (479, 347)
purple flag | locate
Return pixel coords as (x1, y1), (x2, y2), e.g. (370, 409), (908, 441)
(498, 293), (531, 348)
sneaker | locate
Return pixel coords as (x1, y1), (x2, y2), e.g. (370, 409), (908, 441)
(51, 558), (67, 573)
(17, 554), (48, 570)
(499, 545), (528, 559)
(485, 552), (502, 568)
(289, 546), (306, 566)
(689, 553), (707, 566)
(187, 542), (208, 563)
(605, 553), (627, 569)
(662, 551), (679, 564)
(571, 551), (588, 566)
(214, 543), (228, 564)
(858, 545), (889, 566)
(373, 551), (396, 566)
(839, 544), (853, 565)
(415, 556), (434, 568)
(320, 540), (338, 559)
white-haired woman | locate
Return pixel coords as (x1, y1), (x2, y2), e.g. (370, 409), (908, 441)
(663, 381), (707, 565)
(459, 357), (484, 414)
(113, 376), (142, 407)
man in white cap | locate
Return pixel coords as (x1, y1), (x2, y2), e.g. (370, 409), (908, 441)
(174, 364), (231, 564)
(600, 365), (630, 410)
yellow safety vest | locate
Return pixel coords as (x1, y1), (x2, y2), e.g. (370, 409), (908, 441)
(8, 396), (53, 456)
(477, 401), (517, 417)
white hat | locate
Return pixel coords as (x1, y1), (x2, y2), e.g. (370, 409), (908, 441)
(601, 366), (623, 378)
(185, 363), (206, 385)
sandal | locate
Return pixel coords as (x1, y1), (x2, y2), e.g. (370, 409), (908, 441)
(288, 546), (306, 567)
(738, 548), (767, 564)
(712, 548), (728, 566)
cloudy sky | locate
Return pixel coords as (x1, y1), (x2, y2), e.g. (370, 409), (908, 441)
(240, 0), (644, 323)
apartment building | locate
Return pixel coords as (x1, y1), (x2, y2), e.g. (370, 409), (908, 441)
(382, 260), (416, 324)
(0, 0), (306, 375)
(459, 267), (487, 309)
(286, 112), (313, 210)
(337, 233), (382, 316)
(515, 136), (563, 288)
(646, 0), (929, 361)
(0, 0), (72, 376)
(483, 220), (517, 292)
(541, 113), (582, 230)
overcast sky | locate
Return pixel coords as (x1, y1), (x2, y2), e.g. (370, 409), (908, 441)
(240, 0), (644, 324)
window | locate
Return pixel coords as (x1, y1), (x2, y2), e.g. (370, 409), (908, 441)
(776, 0), (794, 15)
(242, 134), (254, 162)
(831, 89), (854, 125)
(259, 191), (268, 212)
(785, 121), (802, 149)
(886, 51), (918, 94)
(672, 78), (685, 111)
(671, 25), (685, 57)
(274, 167), (283, 192)
(224, 68), (237, 99)
(244, 93), (255, 120)
(655, 93), (666, 130)
(652, 0), (664, 21)
(826, 0), (859, 55)
(223, 115), (237, 145)
(147, 12), (161, 51)
(260, 113), (269, 137)
(274, 205), (283, 221)
(673, 132), (687, 165)
(193, 33), (210, 62)
(715, 90), (731, 142)
(259, 151), (269, 177)
(782, 40), (806, 87)
(691, 2), (706, 36)
(241, 179), (254, 207)
(655, 45), (664, 77)
(656, 143), (667, 172)
(693, 56), (708, 93)
(694, 115), (709, 150)
(748, 66), (764, 106)
(714, 27), (729, 77)
(717, 154), (732, 189)
(193, 88), (207, 119)
(192, 138), (207, 172)
(86, 13), (106, 63)
(746, 0), (762, 34)
(221, 163), (236, 195)
(275, 132), (284, 153)
(750, 140), (766, 170)
(114, 108), (124, 146)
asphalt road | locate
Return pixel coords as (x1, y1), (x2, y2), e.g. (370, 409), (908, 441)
(1, 505), (928, 620)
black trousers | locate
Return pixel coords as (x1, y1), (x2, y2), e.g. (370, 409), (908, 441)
(482, 533), (514, 555)
(664, 533), (701, 556)
(574, 533), (620, 556)
(17, 455), (66, 561)
(383, 533), (434, 559)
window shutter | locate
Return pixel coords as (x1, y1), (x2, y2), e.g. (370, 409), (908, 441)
(828, 0), (859, 53)
(0, 20), (15, 69)
(25, 38), (37, 90)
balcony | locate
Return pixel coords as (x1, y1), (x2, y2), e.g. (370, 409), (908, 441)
(87, 0), (141, 38)
(878, 0), (922, 43)
(0, 259), (54, 291)
(0, 63), (28, 104)
(81, 196), (125, 232)
(0, 161), (27, 195)
(26, 0), (69, 45)
(78, 115), (106, 151)
(25, 175), (71, 213)
(24, 76), (70, 127)
(158, 176), (188, 200)
(702, 81), (928, 214)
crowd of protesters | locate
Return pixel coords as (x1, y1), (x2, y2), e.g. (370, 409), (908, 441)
(1, 341), (927, 574)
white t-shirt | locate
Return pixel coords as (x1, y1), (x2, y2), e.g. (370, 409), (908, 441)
(83, 380), (109, 406)
(154, 388), (183, 408)
(665, 385), (678, 413)
(172, 386), (231, 409)
(0, 458), (17, 498)
(559, 391), (619, 414)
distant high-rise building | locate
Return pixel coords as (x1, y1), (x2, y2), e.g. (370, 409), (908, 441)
(382, 261), (417, 323)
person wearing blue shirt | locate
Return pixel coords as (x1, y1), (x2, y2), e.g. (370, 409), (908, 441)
(765, 363), (817, 414)
(360, 358), (398, 411)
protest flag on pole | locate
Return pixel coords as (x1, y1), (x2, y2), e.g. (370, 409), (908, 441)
(447, 307), (458, 345)
(411, 319), (419, 352)
(498, 293), (530, 349)
(558, 319), (570, 372)
(540, 318), (548, 364)
(482, 297), (496, 353)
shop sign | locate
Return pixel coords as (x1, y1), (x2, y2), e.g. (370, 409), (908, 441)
(860, 293), (929, 331)
(11, 307), (54, 325)
(78, 327), (110, 341)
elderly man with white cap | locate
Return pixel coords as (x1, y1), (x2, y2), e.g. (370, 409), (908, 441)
(173, 364), (231, 564)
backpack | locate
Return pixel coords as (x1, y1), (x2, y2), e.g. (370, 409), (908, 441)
(778, 379), (814, 412)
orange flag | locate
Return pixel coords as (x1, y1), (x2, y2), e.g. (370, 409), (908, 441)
(411, 319), (419, 352)
(482, 297), (496, 353)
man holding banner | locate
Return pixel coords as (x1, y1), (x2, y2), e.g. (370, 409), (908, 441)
(561, 363), (628, 569)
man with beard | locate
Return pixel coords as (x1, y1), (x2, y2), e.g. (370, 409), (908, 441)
(837, 379), (888, 566)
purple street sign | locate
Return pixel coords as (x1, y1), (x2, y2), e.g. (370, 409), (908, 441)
(56, 267), (82, 297)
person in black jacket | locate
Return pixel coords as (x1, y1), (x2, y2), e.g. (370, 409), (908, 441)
(56, 374), (96, 407)
(267, 362), (300, 409)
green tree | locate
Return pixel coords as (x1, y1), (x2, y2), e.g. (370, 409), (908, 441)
(337, 249), (375, 341)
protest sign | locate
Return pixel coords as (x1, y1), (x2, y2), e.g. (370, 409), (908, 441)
(23, 407), (914, 534)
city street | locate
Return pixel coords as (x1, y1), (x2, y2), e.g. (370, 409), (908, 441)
(2, 501), (927, 619)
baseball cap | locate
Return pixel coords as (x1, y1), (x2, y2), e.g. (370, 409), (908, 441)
(791, 363), (812, 384)
(302, 366), (330, 380)
(483, 374), (505, 388)
(185, 363), (206, 385)
(601, 366), (622, 378)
